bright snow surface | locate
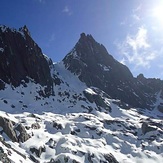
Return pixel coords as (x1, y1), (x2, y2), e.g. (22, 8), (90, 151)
(0, 62), (163, 163)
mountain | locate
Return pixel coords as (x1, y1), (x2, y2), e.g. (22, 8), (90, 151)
(0, 25), (53, 96)
(0, 25), (163, 163)
(63, 33), (163, 109)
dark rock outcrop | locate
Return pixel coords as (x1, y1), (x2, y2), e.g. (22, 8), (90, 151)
(103, 153), (119, 163)
(30, 146), (46, 157)
(158, 105), (163, 113)
(15, 124), (30, 142)
(0, 25), (53, 96)
(0, 116), (18, 142)
(31, 122), (41, 129)
(83, 89), (111, 111)
(141, 122), (157, 134)
(63, 33), (163, 109)
(0, 116), (30, 143)
(141, 118), (163, 135)
(0, 147), (11, 163)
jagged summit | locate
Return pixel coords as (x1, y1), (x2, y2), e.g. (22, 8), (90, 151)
(63, 33), (163, 109)
(1, 26), (163, 109)
(0, 26), (163, 163)
(64, 32), (132, 77)
(75, 32), (112, 59)
(0, 25), (53, 95)
(79, 33), (96, 43)
(0, 25), (30, 37)
(19, 25), (31, 36)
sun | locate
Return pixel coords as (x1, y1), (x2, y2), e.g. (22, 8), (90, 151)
(152, 5), (163, 25)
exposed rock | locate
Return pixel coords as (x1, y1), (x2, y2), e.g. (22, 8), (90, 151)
(103, 153), (119, 163)
(0, 137), (26, 159)
(141, 122), (157, 135)
(87, 153), (94, 163)
(0, 25), (53, 96)
(63, 33), (163, 109)
(49, 159), (61, 163)
(83, 89), (110, 111)
(53, 122), (62, 130)
(158, 105), (163, 113)
(0, 151), (11, 163)
(15, 124), (30, 142)
(30, 146), (46, 157)
(112, 100), (131, 110)
(30, 154), (40, 163)
(48, 155), (81, 163)
(31, 122), (41, 129)
(27, 113), (37, 118)
(0, 116), (18, 142)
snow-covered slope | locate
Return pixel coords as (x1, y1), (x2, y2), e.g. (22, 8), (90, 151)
(0, 62), (163, 163)
(0, 25), (163, 163)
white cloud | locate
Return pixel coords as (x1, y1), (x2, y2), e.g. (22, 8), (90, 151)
(127, 27), (150, 50)
(62, 6), (73, 15)
(116, 26), (157, 68)
(120, 4), (141, 26)
(131, 4), (142, 23)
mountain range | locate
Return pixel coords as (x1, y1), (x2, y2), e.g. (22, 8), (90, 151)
(0, 25), (162, 163)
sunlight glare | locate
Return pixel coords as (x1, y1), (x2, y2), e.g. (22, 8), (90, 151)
(152, 5), (163, 25)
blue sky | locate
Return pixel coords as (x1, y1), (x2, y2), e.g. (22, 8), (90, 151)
(1, 0), (163, 79)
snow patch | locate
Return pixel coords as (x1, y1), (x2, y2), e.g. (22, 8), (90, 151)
(0, 47), (4, 52)
(98, 63), (111, 71)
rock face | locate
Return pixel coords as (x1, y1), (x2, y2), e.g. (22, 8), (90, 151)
(0, 146), (11, 163)
(30, 146), (46, 157)
(0, 25), (53, 96)
(63, 33), (163, 109)
(0, 25), (163, 109)
(0, 116), (18, 142)
(141, 122), (156, 135)
(15, 124), (31, 143)
(0, 116), (30, 143)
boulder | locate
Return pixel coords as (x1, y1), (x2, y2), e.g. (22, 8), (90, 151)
(31, 123), (41, 129)
(141, 122), (156, 134)
(104, 153), (119, 163)
(0, 116), (18, 142)
(30, 146), (46, 157)
(15, 124), (30, 142)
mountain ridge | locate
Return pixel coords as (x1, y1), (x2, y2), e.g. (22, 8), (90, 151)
(1, 25), (163, 110)
(63, 32), (163, 109)
(0, 25), (53, 96)
(0, 25), (162, 163)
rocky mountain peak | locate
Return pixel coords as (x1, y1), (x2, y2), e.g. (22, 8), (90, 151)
(63, 33), (163, 109)
(79, 33), (95, 43)
(75, 33), (109, 60)
(0, 25), (53, 96)
(0, 26), (163, 163)
(19, 25), (31, 36)
(0, 25), (12, 33)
